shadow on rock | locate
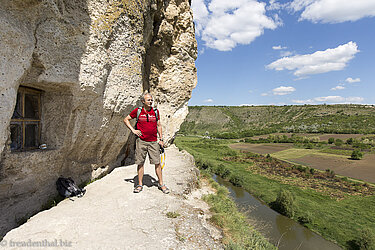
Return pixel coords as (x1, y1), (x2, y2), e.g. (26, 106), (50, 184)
(124, 174), (158, 188)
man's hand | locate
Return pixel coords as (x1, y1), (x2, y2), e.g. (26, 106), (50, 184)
(133, 129), (142, 137)
(158, 140), (164, 148)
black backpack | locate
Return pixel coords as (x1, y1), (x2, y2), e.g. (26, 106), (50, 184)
(56, 177), (86, 198)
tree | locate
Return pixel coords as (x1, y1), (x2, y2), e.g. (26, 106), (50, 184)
(351, 149), (363, 160)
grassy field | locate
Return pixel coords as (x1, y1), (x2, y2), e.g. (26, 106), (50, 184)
(175, 136), (375, 249)
(270, 148), (349, 159)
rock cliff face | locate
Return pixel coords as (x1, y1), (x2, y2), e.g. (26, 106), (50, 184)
(0, 0), (197, 236)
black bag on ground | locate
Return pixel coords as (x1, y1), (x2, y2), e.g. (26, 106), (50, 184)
(56, 177), (86, 198)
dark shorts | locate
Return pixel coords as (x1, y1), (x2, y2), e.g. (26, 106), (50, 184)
(135, 138), (160, 165)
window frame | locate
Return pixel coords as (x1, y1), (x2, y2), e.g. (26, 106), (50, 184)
(10, 86), (42, 151)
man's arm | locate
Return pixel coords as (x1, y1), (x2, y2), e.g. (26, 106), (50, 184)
(157, 120), (164, 147)
(124, 115), (142, 137)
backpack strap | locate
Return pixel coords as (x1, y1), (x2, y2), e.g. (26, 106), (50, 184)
(153, 108), (159, 122)
(136, 107), (143, 120)
(135, 107), (142, 129)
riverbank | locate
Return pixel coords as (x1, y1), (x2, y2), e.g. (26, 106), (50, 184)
(200, 172), (275, 249)
(175, 136), (375, 249)
(1, 146), (223, 249)
(213, 174), (341, 250)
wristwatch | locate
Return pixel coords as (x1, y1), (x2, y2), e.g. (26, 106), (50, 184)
(160, 139), (164, 141)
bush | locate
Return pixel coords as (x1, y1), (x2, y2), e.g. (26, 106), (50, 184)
(229, 175), (244, 187)
(335, 139), (344, 147)
(296, 165), (307, 173)
(310, 136), (320, 143)
(346, 138), (354, 145)
(298, 211), (313, 225)
(325, 169), (335, 178)
(271, 189), (296, 218)
(216, 164), (231, 178)
(328, 138), (335, 144)
(309, 168), (315, 175)
(351, 149), (363, 160)
(352, 228), (375, 250)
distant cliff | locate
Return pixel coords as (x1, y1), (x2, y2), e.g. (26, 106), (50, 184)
(0, 0), (197, 236)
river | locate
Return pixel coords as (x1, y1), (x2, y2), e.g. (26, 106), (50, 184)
(212, 174), (342, 250)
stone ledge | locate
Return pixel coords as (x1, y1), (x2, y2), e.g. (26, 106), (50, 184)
(1, 145), (223, 249)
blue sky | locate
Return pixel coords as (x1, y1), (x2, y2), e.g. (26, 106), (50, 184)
(189, 0), (375, 106)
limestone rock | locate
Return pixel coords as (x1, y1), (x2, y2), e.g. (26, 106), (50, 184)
(0, 0), (197, 236)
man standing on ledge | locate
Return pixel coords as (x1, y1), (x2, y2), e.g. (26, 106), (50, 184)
(123, 93), (170, 194)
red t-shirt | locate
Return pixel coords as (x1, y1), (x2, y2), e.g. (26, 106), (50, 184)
(129, 107), (159, 142)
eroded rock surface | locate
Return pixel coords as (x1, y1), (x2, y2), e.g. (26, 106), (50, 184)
(0, 0), (197, 236)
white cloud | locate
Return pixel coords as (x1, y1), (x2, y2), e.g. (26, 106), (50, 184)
(289, 0), (375, 23)
(280, 51), (293, 57)
(346, 97), (364, 103)
(314, 96), (345, 102)
(331, 85), (345, 91)
(293, 95), (364, 104)
(261, 93), (269, 96)
(293, 99), (313, 104)
(272, 86), (296, 95)
(203, 98), (214, 103)
(191, 0), (210, 36)
(346, 77), (361, 83)
(272, 45), (287, 50)
(266, 41), (359, 77)
(192, 0), (280, 51)
(267, 0), (285, 11)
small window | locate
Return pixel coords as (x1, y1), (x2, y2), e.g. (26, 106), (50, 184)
(10, 86), (42, 151)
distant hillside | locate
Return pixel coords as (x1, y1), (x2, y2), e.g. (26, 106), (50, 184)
(180, 105), (375, 138)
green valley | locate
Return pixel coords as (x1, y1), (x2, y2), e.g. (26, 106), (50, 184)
(175, 104), (375, 249)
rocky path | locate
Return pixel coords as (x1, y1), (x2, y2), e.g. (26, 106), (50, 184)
(1, 146), (222, 249)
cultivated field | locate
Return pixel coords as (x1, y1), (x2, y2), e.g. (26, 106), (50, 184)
(250, 133), (367, 141)
(229, 143), (292, 154)
(231, 143), (375, 184)
(289, 154), (375, 184)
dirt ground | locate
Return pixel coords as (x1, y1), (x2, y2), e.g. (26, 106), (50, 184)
(230, 143), (292, 154)
(288, 154), (375, 184)
(250, 133), (367, 141)
(231, 142), (375, 184)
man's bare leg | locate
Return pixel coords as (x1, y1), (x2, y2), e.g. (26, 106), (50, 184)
(137, 164), (144, 186)
(155, 163), (163, 186)
(155, 163), (169, 192)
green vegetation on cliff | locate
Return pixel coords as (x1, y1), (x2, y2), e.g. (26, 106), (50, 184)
(180, 105), (375, 137)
